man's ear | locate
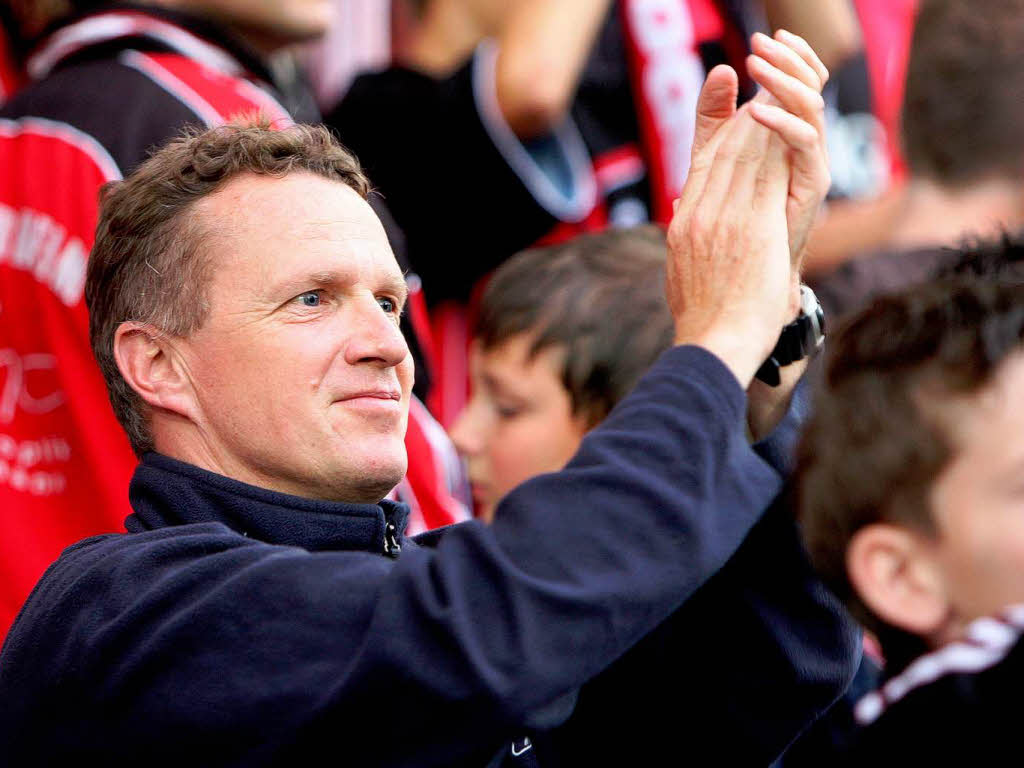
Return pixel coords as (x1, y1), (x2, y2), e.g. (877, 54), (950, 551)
(113, 322), (197, 421)
(847, 523), (949, 638)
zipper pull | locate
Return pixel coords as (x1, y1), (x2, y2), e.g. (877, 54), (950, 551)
(384, 520), (402, 558)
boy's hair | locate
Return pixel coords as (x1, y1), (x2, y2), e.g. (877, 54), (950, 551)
(475, 226), (673, 426)
(796, 237), (1024, 639)
(86, 121), (369, 456)
(902, 0), (1024, 186)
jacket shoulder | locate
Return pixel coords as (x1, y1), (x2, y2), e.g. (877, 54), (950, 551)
(2, 55), (208, 174)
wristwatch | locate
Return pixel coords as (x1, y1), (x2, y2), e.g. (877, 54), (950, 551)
(755, 285), (826, 387)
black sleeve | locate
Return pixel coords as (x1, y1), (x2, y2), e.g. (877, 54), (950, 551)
(327, 52), (595, 304)
(537, 502), (861, 766)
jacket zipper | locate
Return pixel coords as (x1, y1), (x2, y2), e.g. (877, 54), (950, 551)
(384, 520), (402, 558)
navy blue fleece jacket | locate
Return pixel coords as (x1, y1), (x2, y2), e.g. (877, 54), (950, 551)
(0, 346), (857, 766)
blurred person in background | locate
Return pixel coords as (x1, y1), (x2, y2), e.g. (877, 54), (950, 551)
(451, 225), (803, 523)
(299, 0), (392, 112)
(451, 227), (672, 522)
(797, 241), (1024, 762)
(0, 0), (464, 644)
(810, 0), (1024, 318)
(801, 0), (919, 276)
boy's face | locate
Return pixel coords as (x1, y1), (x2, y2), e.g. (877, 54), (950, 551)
(450, 335), (589, 522)
(926, 350), (1024, 631)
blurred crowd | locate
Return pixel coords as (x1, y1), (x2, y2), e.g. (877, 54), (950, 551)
(2, 0), (1024, 763)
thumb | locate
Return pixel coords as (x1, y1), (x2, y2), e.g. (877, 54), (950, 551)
(692, 64), (739, 158)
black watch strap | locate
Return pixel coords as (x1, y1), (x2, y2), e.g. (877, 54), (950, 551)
(755, 285), (826, 387)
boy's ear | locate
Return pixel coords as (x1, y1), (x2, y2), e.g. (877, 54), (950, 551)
(113, 321), (197, 421)
(847, 523), (949, 638)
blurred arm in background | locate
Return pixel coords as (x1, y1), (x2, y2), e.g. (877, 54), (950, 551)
(405, 0), (612, 138)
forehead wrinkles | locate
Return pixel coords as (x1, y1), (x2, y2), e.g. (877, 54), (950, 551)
(197, 170), (380, 234)
(195, 176), (391, 284)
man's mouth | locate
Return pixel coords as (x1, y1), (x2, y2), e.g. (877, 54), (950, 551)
(335, 388), (402, 403)
(333, 390), (403, 414)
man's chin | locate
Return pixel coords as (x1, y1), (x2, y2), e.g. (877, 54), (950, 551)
(332, 448), (408, 504)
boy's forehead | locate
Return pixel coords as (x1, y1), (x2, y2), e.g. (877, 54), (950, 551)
(925, 352), (1024, 529)
(923, 351), (1024, 455)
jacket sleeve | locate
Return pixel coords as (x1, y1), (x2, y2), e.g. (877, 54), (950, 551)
(2, 345), (787, 766)
(537, 502), (860, 766)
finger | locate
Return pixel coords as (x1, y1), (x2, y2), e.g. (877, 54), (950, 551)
(676, 92), (742, 212)
(750, 31), (822, 93)
(698, 111), (771, 226)
(750, 102), (828, 254)
(746, 54), (826, 137)
(774, 28), (829, 88)
(753, 133), (790, 218)
(692, 64), (739, 157)
(674, 65), (739, 211)
(748, 101), (829, 198)
(748, 101), (821, 161)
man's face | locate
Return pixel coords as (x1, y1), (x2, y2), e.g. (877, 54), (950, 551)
(450, 335), (588, 521)
(174, 171), (413, 502)
(926, 351), (1024, 629)
(168, 0), (333, 48)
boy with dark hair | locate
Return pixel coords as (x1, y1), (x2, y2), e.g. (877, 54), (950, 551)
(796, 239), (1024, 760)
(453, 224), (801, 519)
(451, 226), (673, 519)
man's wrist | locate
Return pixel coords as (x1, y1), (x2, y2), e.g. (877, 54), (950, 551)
(754, 285), (825, 387)
(674, 328), (769, 389)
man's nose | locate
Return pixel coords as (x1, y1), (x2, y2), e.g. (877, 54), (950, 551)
(344, 298), (409, 367)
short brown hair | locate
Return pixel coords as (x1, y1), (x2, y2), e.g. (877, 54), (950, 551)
(796, 242), (1024, 640)
(902, 0), (1024, 185)
(475, 226), (673, 425)
(85, 122), (370, 455)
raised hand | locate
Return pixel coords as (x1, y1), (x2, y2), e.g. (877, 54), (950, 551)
(682, 31), (831, 270)
(747, 29), (831, 267)
(667, 100), (791, 388)
(666, 31), (831, 398)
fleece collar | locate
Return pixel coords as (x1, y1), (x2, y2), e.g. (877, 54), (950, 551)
(126, 452), (411, 554)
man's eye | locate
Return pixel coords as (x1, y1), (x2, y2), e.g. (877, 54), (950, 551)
(297, 291), (322, 307)
(377, 296), (397, 313)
